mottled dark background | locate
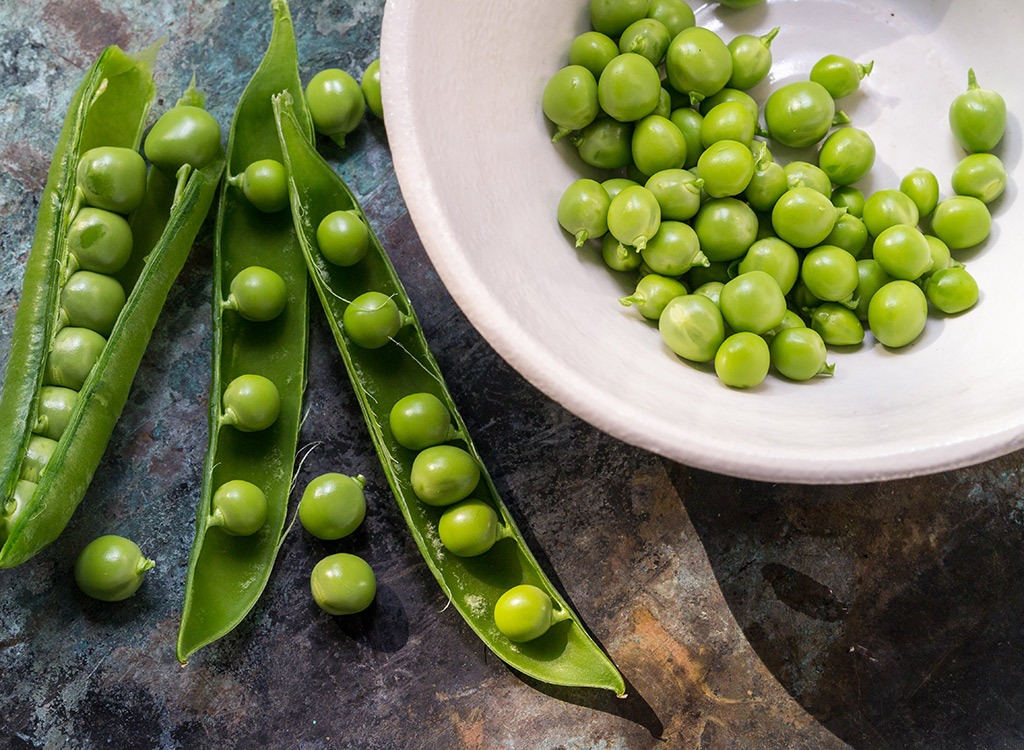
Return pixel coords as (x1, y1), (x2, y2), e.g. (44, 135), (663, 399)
(1, 2), (1022, 748)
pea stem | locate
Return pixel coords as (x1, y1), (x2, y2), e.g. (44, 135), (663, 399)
(760, 26), (780, 47)
(136, 557), (156, 574)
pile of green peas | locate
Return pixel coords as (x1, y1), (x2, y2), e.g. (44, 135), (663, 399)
(545, 0), (1008, 389)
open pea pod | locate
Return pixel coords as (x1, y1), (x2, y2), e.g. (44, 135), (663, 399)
(273, 92), (625, 695)
(0, 46), (225, 567)
(176, 0), (313, 664)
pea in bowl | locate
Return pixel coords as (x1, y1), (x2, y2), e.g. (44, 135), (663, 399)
(380, 0), (1024, 484)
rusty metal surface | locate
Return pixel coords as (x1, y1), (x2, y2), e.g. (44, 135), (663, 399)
(0, 2), (1021, 748)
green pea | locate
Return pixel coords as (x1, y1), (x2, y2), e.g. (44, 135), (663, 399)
(645, 168), (703, 221)
(44, 327), (107, 390)
(784, 160), (832, 197)
(647, 0), (696, 37)
(299, 473), (367, 540)
(666, 27), (733, 106)
(685, 261), (732, 289)
(771, 187), (838, 249)
(316, 209), (370, 266)
(557, 178), (610, 248)
(693, 197), (758, 262)
(809, 55), (873, 99)
(598, 53), (661, 123)
(659, 294), (726, 363)
(949, 68), (1006, 153)
(653, 87), (674, 119)
(619, 18), (671, 66)
(810, 302), (864, 346)
(871, 224), (932, 280)
(930, 195), (991, 250)
(699, 101), (756, 148)
(305, 68), (366, 147)
(143, 104), (223, 174)
(620, 273), (689, 320)
(209, 479), (269, 537)
(951, 153), (1007, 204)
(21, 434), (58, 483)
(923, 266), (979, 314)
(600, 177), (639, 200)
(600, 234), (643, 272)
(1, 481), (36, 543)
(76, 146), (147, 215)
(543, 65), (599, 141)
(831, 185), (865, 218)
(226, 266), (288, 322)
(764, 81), (836, 148)
(669, 107), (704, 168)
(234, 159), (290, 213)
(220, 374), (281, 432)
(744, 143), (788, 213)
(777, 309), (806, 331)
(867, 280), (928, 348)
(343, 291), (407, 349)
(698, 139), (755, 198)
(575, 117), (634, 170)
(818, 127), (875, 186)
(569, 31), (619, 79)
(854, 259), (891, 321)
(59, 271), (127, 337)
(74, 535), (154, 602)
(899, 167), (939, 218)
(410, 445), (481, 507)
(310, 553), (376, 615)
(494, 584), (554, 642)
(631, 115), (687, 176)
(66, 207), (134, 275)
(720, 270), (787, 335)
(438, 498), (503, 557)
(590, 0), (649, 37)
(641, 221), (707, 277)
(861, 188), (919, 238)
(389, 392), (455, 451)
(727, 27), (779, 90)
(770, 327), (833, 380)
(823, 213), (869, 258)
(737, 237), (799, 295)
(923, 235), (955, 277)
(607, 185), (661, 251)
(361, 58), (384, 119)
(33, 386), (79, 441)
(693, 280), (724, 307)
(714, 331), (770, 389)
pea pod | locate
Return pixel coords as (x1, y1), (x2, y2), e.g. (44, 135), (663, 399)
(0, 47), (224, 567)
(176, 0), (313, 664)
(273, 92), (625, 695)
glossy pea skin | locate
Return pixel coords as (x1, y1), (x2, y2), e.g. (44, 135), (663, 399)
(693, 197), (758, 262)
(220, 374), (281, 432)
(598, 53), (662, 123)
(44, 327), (106, 390)
(809, 55), (873, 99)
(669, 108), (705, 168)
(543, 65), (599, 140)
(361, 59), (384, 119)
(899, 167), (939, 218)
(66, 207), (134, 275)
(693, 280), (725, 307)
(389, 392), (455, 451)
(714, 331), (770, 389)
(659, 294), (726, 363)
(631, 115), (688, 176)
(21, 435), (57, 483)
(557, 178), (611, 247)
(343, 291), (406, 349)
(410, 445), (481, 507)
(770, 327), (833, 380)
(930, 195), (991, 250)
(666, 27), (733, 105)
(924, 235), (955, 277)
(823, 213), (869, 257)
(305, 68), (366, 147)
(700, 101), (756, 148)
(831, 185), (865, 218)
(737, 237), (800, 295)
(74, 535), (154, 602)
(771, 187), (837, 249)
(569, 32), (619, 79)
(744, 145), (788, 213)
(924, 266), (979, 314)
(764, 81), (836, 148)
(861, 189), (919, 238)
(310, 553), (376, 615)
(720, 270), (787, 335)
(784, 160), (832, 197)
(226, 266), (288, 322)
(951, 153), (1006, 204)
(34, 386), (79, 441)
(601, 177), (639, 200)
(76, 146), (147, 215)
(949, 69), (1006, 153)
(601, 234), (643, 272)
(494, 584), (554, 643)
(727, 27), (778, 90)
(854, 258), (891, 321)
(299, 473), (367, 540)
(210, 479), (269, 537)
(810, 302), (864, 346)
(607, 185), (661, 250)
(316, 209), (370, 267)
(871, 224), (932, 280)
(619, 18), (671, 66)
(590, 0), (649, 37)
(60, 271), (127, 336)
(620, 274), (689, 320)
(698, 139), (755, 198)
(867, 280), (928, 348)
(818, 127), (875, 186)
(645, 169), (702, 221)
(575, 117), (634, 170)
(144, 105), (223, 174)
(648, 0), (696, 37)
(641, 221), (705, 277)
(438, 498), (502, 557)
(236, 159), (289, 213)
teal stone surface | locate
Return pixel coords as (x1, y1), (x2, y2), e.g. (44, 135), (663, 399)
(1, 2), (1023, 749)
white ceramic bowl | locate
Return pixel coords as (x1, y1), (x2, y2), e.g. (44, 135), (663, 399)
(381, 0), (1024, 484)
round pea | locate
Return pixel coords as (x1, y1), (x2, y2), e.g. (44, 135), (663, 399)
(236, 159), (289, 213)
(949, 68), (1006, 153)
(314, 209), (370, 267)
(310, 553), (376, 615)
(930, 195), (991, 250)
(569, 31), (619, 79)
(720, 271), (787, 335)
(76, 146), (147, 215)
(299, 473), (367, 540)
(600, 177), (638, 201)
(924, 267), (979, 314)
(640, 221), (705, 276)
(226, 266), (288, 322)
(818, 127), (875, 186)
(575, 117), (633, 170)
(438, 498), (502, 557)
(645, 169), (702, 221)
(771, 187), (837, 249)
(810, 302), (864, 346)
(744, 148), (788, 213)
(601, 234), (643, 272)
(697, 139), (755, 198)
(343, 291), (406, 349)
(543, 65), (599, 141)
(648, 0), (696, 37)
(210, 479), (269, 536)
(659, 294), (726, 363)
(861, 189), (919, 238)
(598, 53), (662, 123)
(809, 55), (873, 99)
(764, 81), (836, 148)
(589, 0), (649, 37)
(737, 237), (799, 295)
(607, 185), (661, 251)
(361, 58), (384, 119)
(854, 258), (892, 321)
(44, 327), (107, 390)
(871, 224), (932, 280)
(700, 101), (756, 148)
(867, 280), (928, 348)
(618, 18), (671, 67)
(389, 392), (454, 451)
(770, 327), (833, 380)
(143, 104), (223, 174)
(1, 480), (36, 542)
(619, 273), (688, 320)
(59, 271), (127, 337)
(21, 434), (58, 483)
(727, 27), (778, 90)
(714, 332), (770, 389)
(410, 445), (480, 507)
(34, 386), (79, 441)
(831, 185), (865, 218)
(494, 584), (554, 642)
(823, 213), (869, 257)
(899, 167), (939, 218)
(631, 115), (687, 176)
(669, 108), (704, 168)
(951, 153), (1007, 204)
(923, 235), (954, 276)
(66, 207), (134, 275)
(74, 535), (154, 602)
(665, 27), (733, 105)
(305, 68), (366, 147)
(784, 160), (832, 197)
(221, 374), (281, 432)
(692, 197), (758, 262)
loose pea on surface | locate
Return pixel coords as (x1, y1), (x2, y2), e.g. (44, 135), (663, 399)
(220, 374), (281, 432)
(930, 195), (991, 250)
(645, 169), (702, 221)
(719, 271), (787, 335)
(299, 473), (367, 541)
(867, 280), (928, 348)
(697, 139), (755, 198)
(543, 65), (599, 141)
(737, 237), (800, 295)
(226, 266), (288, 322)
(640, 220), (705, 277)
(589, 0), (649, 37)
(76, 146), (147, 215)
(727, 27), (778, 90)
(764, 81), (836, 149)
(310, 553), (376, 615)
(74, 535), (154, 602)
(647, 0), (696, 37)
(949, 68), (1006, 153)
(899, 167), (939, 218)
(305, 68), (367, 147)
(861, 188), (919, 238)
(951, 153), (1007, 204)
(810, 302), (864, 346)
(631, 115), (687, 176)
(410, 445), (480, 507)
(569, 31), (619, 79)
(343, 291), (407, 349)
(601, 234), (643, 272)
(317, 209), (370, 266)
(389, 392), (455, 451)
(809, 54), (873, 99)
(771, 187), (837, 249)
(800, 245), (859, 305)
(818, 127), (875, 186)
(871, 224), (932, 281)
(575, 117), (634, 170)
(361, 58), (384, 119)
(438, 498), (503, 557)
(494, 584), (554, 643)
(714, 331), (770, 389)
(924, 266), (979, 314)
(209, 479), (269, 537)
(618, 18), (671, 67)
(770, 327), (833, 381)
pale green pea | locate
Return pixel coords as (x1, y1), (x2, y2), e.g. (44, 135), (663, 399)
(619, 274), (689, 320)
(810, 302), (864, 346)
(645, 169), (703, 221)
(951, 153), (1007, 203)
(658, 294), (726, 362)
(607, 185), (661, 251)
(899, 167), (939, 218)
(557, 178), (611, 247)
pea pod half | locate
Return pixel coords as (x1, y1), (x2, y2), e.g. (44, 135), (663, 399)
(176, 0), (313, 664)
(273, 92), (626, 695)
(0, 46), (224, 567)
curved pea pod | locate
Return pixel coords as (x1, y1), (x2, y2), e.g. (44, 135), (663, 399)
(177, 0), (313, 664)
(0, 47), (225, 567)
(273, 92), (626, 695)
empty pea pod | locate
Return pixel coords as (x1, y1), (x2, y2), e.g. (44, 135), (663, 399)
(176, 0), (312, 663)
(273, 91), (625, 694)
(0, 45), (224, 567)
